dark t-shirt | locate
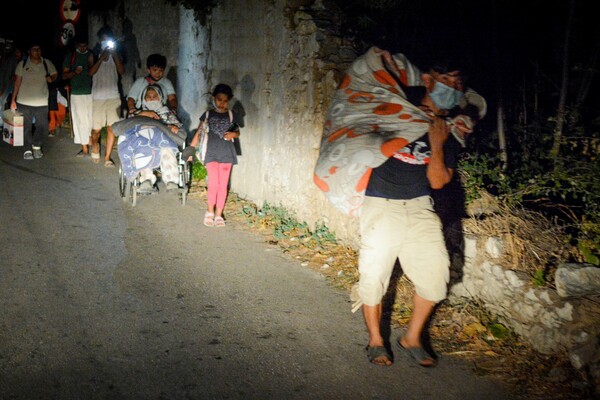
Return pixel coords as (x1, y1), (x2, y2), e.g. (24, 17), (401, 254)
(200, 110), (241, 164)
(366, 134), (462, 200)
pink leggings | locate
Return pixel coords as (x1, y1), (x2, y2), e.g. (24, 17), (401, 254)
(206, 162), (233, 211)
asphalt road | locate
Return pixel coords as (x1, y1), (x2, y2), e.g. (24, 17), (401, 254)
(0, 132), (515, 399)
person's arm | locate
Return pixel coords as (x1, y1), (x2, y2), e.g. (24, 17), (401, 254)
(112, 51), (125, 76)
(426, 117), (453, 189)
(10, 75), (22, 110)
(127, 97), (137, 115)
(167, 94), (178, 114)
(88, 50), (108, 77)
(46, 60), (58, 83)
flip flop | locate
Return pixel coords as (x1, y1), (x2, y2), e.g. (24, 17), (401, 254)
(366, 345), (392, 367)
(396, 337), (436, 367)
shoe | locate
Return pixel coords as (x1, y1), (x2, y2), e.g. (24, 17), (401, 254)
(32, 147), (43, 159)
(48, 130), (56, 138)
(23, 150), (34, 160)
(214, 216), (226, 227)
(203, 212), (215, 227)
(104, 159), (115, 168)
(139, 180), (153, 191)
(91, 152), (100, 164)
(76, 149), (88, 158)
(396, 336), (436, 368)
(366, 345), (393, 367)
(166, 181), (179, 191)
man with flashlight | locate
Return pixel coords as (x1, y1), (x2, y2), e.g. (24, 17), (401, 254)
(88, 26), (124, 167)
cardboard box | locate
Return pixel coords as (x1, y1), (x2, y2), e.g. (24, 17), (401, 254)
(2, 110), (24, 147)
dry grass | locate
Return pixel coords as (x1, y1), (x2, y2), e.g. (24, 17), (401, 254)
(188, 184), (591, 399)
(463, 192), (579, 286)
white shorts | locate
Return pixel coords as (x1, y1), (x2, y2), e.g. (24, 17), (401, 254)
(92, 98), (121, 130)
(357, 195), (449, 307)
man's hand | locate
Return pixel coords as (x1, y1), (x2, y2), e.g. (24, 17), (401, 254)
(428, 116), (449, 150)
(451, 115), (474, 140)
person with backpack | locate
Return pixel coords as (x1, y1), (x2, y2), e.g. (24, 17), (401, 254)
(10, 42), (57, 160)
(187, 83), (241, 227)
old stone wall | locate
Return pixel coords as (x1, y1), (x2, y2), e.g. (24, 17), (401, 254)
(450, 234), (600, 370)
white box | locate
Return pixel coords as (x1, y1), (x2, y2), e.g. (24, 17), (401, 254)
(2, 110), (24, 147)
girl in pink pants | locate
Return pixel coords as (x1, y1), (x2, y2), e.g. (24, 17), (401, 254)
(190, 83), (241, 227)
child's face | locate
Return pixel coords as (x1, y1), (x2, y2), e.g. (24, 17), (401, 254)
(214, 93), (230, 111)
(144, 89), (160, 102)
(147, 66), (165, 81)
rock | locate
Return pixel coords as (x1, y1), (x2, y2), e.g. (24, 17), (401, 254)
(485, 236), (504, 258)
(555, 263), (600, 298)
(569, 336), (600, 369)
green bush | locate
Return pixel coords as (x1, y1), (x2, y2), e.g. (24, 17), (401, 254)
(191, 161), (207, 182)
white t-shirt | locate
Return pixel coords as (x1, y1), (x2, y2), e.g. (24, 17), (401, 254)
(14, 58), (57, 107)
(92, 56), (120, 100)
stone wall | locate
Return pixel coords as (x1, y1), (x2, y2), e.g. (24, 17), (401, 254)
(450, 234), (600, 371)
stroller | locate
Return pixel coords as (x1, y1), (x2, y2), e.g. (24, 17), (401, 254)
(112, 117), (193, 206)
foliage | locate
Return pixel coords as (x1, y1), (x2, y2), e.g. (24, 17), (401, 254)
(460, 116), (600, 273)
(241, 202), (337, 248)
(191, 160), (207, 182)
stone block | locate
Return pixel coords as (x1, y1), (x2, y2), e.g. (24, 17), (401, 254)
(485, 236), (504, 258)
(555, 263), (600, 298)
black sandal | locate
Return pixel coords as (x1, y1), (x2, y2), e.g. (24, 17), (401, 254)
(366, 345), (393, 366)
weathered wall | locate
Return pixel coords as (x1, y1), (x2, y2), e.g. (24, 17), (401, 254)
(200, 0), (360, 245)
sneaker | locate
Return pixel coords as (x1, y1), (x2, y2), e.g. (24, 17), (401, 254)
(48, 130), (56, 138)
(166, 181), (179, 191)
(23, 150), (34, 160)
(32, 147), (43, 159)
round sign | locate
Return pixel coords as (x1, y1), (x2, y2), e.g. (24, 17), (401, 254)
(60, 0), (81, 24)
(60, 22), (76, 47)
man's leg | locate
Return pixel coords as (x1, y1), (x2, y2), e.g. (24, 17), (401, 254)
(362, 303), (391, 365)
(399, 294), (436, 366)
(104, 125), (115, 164)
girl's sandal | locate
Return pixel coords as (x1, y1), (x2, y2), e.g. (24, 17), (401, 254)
(214, 216), (226, 227)
(203, 212), (215, 227)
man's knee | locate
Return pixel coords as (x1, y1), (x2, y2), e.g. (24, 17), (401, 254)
(357, 276), (386, 307)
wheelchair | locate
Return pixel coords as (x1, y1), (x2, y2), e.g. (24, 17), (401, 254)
(118, 149), (193, 206)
